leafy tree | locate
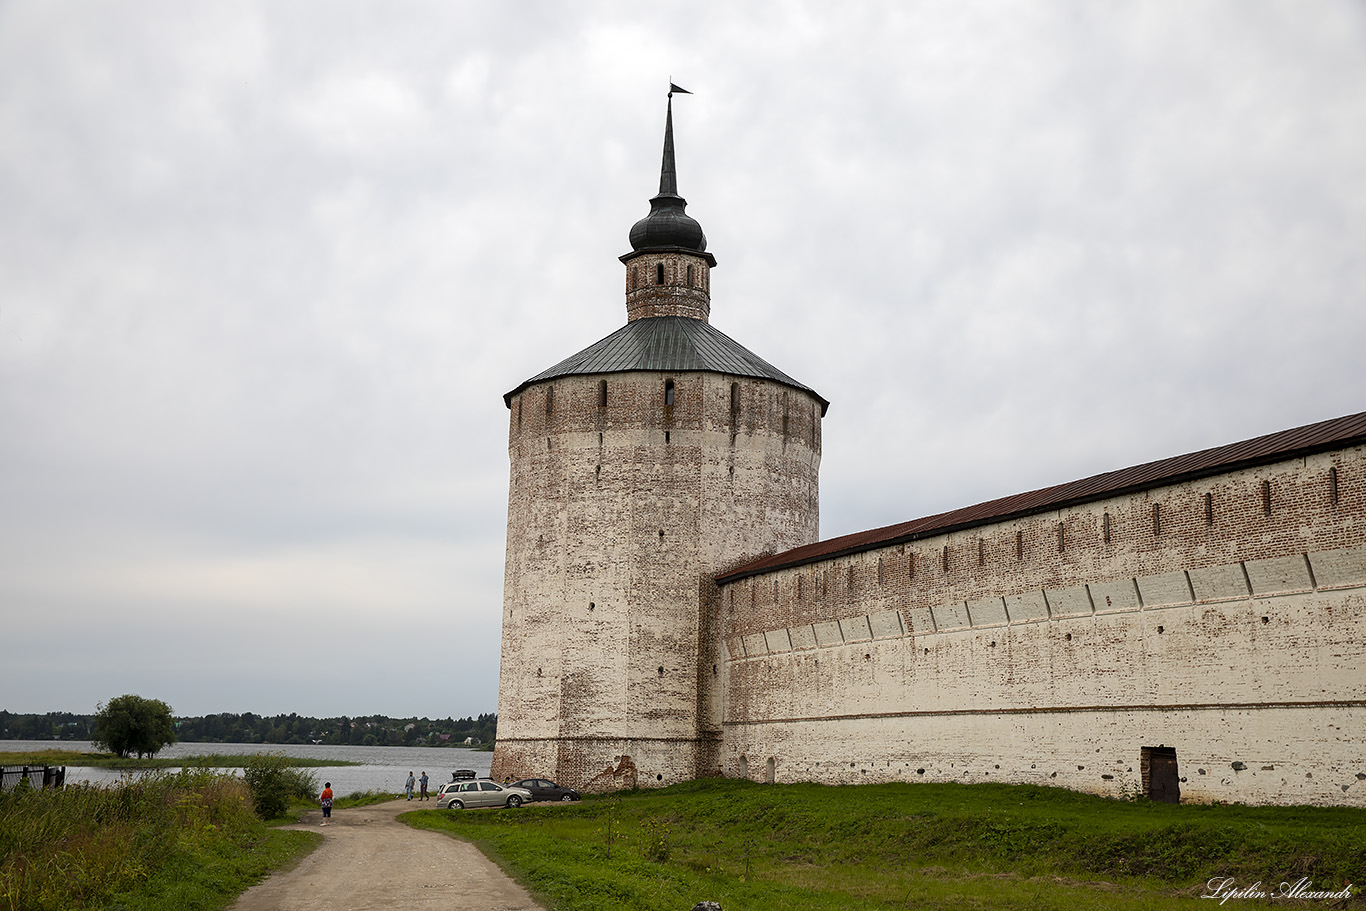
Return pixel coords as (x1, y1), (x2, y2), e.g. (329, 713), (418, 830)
(91, 694), (176, 759)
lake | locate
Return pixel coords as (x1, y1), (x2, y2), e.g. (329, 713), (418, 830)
(2, 740), (493, 796)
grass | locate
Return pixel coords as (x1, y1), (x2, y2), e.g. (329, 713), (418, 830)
(334, 789), (404, 809)
(0, 749), (356, 769)
(402, 778), (1366, 911)
(0, 768), (319, 911)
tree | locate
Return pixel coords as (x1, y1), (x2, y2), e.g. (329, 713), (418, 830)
(91, 694), (176, 759)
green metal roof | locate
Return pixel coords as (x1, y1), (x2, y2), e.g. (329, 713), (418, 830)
(503, 316), (828, 413)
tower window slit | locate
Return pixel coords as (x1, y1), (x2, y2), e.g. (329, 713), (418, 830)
(664, 379), (675, 407)
(656, 262), (665, 285)
(1329, 467), (1339, 505)
(545, 385), (554, 414)
(1262, 480), (1272, 515)
(1152, 503), (1162, 536)
(1016, 529), (1023, 559)
(1103, 513), (1111, 543)
(1057, 522), (1065, 553)
(599, 379), (607, 407)
(686, 264), (694, 287)
(1204, 492), (1214, 526)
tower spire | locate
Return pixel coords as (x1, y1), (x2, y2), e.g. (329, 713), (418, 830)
(627, 90), (708, 255)
(658, 94), (679, 199)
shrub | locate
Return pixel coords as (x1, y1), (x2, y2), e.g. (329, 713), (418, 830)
(241, 753), (314, 820)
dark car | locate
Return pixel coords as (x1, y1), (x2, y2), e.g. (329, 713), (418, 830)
(511, 778), (581, 801)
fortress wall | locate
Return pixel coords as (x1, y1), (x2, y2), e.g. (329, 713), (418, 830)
(716, 446), (1366, 804)
(495, 371), (821, 788)
(722, 704), (1365, 805)
(724, 446), (1362, 638)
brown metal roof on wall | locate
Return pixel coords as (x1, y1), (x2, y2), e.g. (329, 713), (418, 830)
(716, 409), (1366, 584)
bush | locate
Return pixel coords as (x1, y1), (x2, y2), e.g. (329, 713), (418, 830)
(242, 753), (316, 820)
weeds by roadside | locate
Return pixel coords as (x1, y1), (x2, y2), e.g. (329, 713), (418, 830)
(0, 768), (317, 911)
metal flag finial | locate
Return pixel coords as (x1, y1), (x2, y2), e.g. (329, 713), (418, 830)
(669, 81), (692, 98)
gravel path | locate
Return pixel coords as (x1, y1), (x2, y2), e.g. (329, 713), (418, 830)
(229, 798), (545, 911)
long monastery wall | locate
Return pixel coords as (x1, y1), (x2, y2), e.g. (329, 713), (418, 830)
(716, 446), (1366, 804)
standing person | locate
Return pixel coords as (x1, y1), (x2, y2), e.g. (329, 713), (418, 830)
(419, 771), (429, 800)
(405, 771), (415, 800)
(319, 782), (333, 826)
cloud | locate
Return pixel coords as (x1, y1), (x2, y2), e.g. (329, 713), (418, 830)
(2, 0), (1364, 718)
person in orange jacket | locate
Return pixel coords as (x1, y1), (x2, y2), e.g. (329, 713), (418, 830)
(320, 782), (334, 826)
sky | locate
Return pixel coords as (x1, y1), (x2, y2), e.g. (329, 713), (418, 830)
(2, 1), (1364, 722)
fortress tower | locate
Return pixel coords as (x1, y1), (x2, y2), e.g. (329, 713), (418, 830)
(492, 95), (828, 789)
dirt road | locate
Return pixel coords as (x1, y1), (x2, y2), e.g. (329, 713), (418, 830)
(229, 799), (545, 911)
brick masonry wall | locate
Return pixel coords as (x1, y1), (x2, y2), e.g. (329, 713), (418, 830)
(623, 251), (712, 322)
(717, 446), (1366, 805)
(493, 368), (822, 790)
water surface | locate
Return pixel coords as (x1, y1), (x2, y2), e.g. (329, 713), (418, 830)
(2, 740), (492, 796)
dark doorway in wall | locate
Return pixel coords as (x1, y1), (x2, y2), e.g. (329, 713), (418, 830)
(1141, 746), (1180, 803)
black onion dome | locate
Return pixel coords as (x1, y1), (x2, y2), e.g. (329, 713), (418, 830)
(629, 196), (707, 252)
(628, 94), (707, 253)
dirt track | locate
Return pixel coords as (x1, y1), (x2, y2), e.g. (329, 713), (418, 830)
(229, 798), (545, 911)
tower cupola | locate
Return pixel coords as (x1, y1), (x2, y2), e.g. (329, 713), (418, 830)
(622, 91), (716, 322)
(628, 93), (709, 254)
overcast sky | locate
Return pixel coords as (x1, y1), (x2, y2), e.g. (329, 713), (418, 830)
(3, 2), (1364, 722)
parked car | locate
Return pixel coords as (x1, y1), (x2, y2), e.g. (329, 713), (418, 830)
(438, 779), (532, 810)
(511, 778), (581, 802)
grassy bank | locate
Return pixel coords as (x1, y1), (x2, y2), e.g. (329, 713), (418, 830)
(0, 769), (319, 911)
(0, 749), (356, 769)
(404, 778), (1365, 911)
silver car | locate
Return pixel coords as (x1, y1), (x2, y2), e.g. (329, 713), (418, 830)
(437, 779), (532, 810)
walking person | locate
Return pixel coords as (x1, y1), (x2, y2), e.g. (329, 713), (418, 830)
(405, 771), (415, 800)
(319, 782), (333, 826)
(419, 771), (429, 800)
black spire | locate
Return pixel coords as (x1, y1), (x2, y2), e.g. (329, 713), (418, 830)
(657, 94), (679, 198)
(628, 93), (707, 253)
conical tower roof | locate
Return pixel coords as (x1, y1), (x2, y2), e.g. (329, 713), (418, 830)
(504, 316), (828, 412)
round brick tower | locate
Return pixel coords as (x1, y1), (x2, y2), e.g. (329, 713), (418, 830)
(492, 94), (828, 790)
